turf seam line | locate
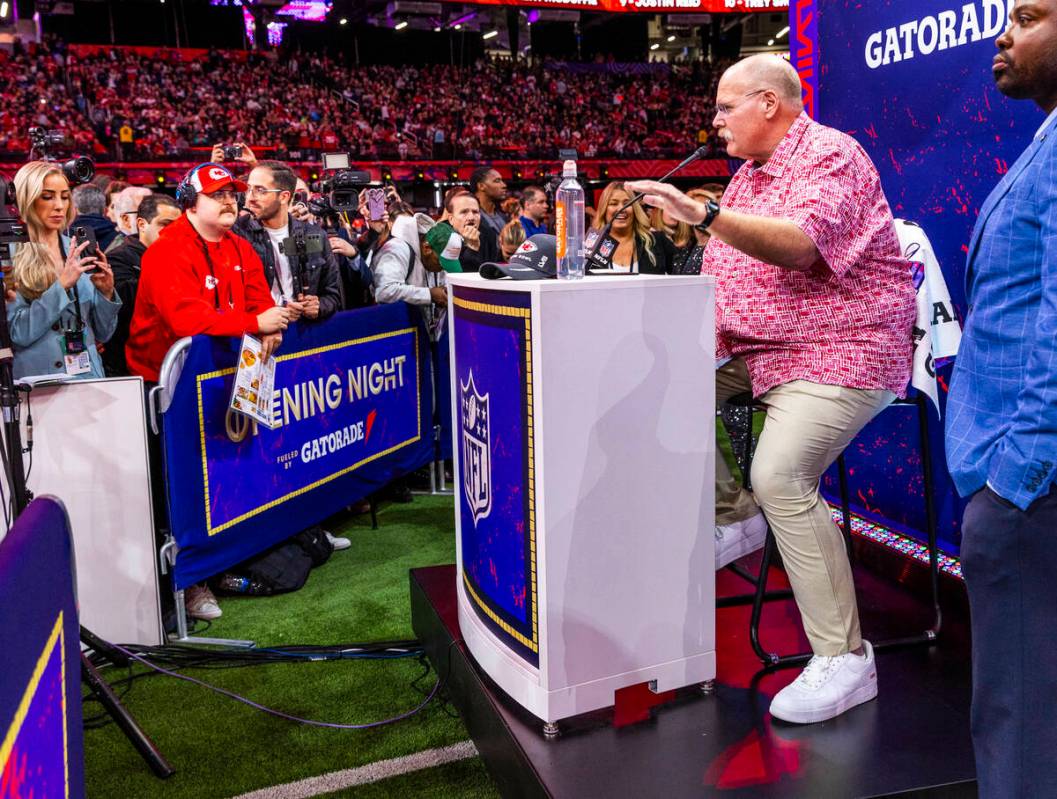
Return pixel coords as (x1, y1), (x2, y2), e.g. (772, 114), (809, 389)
(229, 741), (479, 799)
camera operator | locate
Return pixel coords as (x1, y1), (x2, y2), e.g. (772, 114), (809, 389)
(103, 193), (181, 377)
(210, 141), (258, 173)
(233, 160), (342, 322)
(325, 217), (374, 310)
(126, 163), (292, 384)
(363, 190), (446, 309)
(8, 161), (120, 380)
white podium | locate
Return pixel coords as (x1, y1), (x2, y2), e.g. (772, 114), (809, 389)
(447, 273), (716, 724)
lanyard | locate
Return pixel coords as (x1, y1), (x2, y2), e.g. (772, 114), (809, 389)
(196, 233), (241, 310)
(57, 238), (85, 333)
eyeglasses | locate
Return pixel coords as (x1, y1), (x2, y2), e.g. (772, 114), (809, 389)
(203, 189), (239, 202)
(715, 89), (767, 118)
(246, 186), (283, 198)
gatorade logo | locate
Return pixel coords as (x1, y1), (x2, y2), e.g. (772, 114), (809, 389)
(555, 201), (567, 259)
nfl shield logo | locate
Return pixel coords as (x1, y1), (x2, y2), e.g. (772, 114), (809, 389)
(461, 371), (491, 526)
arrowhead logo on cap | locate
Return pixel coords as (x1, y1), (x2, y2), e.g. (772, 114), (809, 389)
(518, 240), (538, 253)
(208, 167), (229, 181)
(205, 275), (218, 290)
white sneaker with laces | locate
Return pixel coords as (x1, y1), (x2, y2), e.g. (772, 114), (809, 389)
(324, 530), (351, 551)
(185, 584), (222, 621)
(715, 511), (768, 569)
(769, 640), (878, 724)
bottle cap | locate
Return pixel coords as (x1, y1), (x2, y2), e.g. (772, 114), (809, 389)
(562, 159), (577, 178)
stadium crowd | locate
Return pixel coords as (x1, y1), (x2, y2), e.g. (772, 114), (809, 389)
(0, 37), (726, 161)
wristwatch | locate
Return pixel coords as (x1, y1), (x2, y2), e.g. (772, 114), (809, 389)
(694, 199), (721, 233)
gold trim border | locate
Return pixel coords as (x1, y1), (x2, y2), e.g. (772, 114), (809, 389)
(0, 612), (68, 798)
(454, 291), (539, 656)
(197, 327), (422, 536)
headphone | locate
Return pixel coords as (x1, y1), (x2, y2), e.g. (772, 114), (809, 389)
(176, 162), (225, 211)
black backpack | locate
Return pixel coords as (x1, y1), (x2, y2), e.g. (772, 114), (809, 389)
(214, 526), (333, 596)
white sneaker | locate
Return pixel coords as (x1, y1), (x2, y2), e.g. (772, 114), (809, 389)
(769, 640), (878, 724)
(325, 530), (351, 551)
(715, 511), (768, 569)
(185, 584), (222, 620)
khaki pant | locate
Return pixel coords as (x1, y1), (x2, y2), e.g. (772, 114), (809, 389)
(716, 359), (894, 656)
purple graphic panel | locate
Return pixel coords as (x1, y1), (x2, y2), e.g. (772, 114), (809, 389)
(1, 624), (66, 799)
(814, 0), (1042, 550)
(453, 286), (538, 667)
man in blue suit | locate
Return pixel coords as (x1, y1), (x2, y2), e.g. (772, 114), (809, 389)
(945, 3), (1057, 796)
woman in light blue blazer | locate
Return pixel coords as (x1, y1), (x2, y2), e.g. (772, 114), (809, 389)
(8, 161), (120, 381)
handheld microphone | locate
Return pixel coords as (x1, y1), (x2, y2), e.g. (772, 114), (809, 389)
(585, 145), (710, 271)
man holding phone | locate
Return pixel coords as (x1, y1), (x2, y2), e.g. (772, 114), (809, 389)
(233, 160), (342, 322)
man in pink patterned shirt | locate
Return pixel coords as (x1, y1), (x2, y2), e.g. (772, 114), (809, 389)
(629, 55), (915, 726)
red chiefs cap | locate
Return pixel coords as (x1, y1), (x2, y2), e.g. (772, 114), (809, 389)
(185, 163), (248, 195)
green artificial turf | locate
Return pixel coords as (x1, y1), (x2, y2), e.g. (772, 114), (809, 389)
(82, 494), (501, 799)
(328, 757), (497, 798)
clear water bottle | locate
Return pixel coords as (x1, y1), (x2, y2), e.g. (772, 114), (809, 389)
(217, 574), (251, 594)
(555, 159), (585, 280)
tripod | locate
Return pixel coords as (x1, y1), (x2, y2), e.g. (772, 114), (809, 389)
(0, 202), (174, 779)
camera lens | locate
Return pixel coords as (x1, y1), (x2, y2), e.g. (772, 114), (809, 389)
(62, 156), (95, 186)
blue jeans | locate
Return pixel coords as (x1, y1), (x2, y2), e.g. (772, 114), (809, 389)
(960, 484), (1057, 799)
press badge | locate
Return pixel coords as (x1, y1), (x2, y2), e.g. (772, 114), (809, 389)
(63, 330), (91, 376)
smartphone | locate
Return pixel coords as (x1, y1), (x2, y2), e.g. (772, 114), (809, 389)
(366, 188), (386, 222)
(72, 225), (100, 273)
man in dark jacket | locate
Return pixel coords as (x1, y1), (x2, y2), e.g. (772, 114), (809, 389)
(448, 192), (499, 273)
(71, 183), (119, 251)
(103, 193), (181, 376)
(234, 160), (342, 322)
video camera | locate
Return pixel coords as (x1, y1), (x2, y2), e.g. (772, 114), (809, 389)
(28, 128), (95, 186)
(0, 177), (27, 249)
(307, 152), (370, 231)
(278, 227), (324, 296)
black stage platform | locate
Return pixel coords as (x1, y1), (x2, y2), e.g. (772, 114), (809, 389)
(411, 554), (978, 799)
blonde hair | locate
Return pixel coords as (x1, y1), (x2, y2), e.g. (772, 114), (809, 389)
(648, 205), (693, 248)
(13, 161), (74, 301)
(499, 218), (526, 254)
(592, 181), (657, 268)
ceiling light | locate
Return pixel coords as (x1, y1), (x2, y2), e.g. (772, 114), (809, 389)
(394, 20), (408, 30)
(650, 43), (660, 51)
(483, 30), (498, 40)
(339, 17), (347, 25)
(776, 25), (790, 38)
(453, 23), (461, 30)
(767, 39), (775, 45)
(666, 34), (676, 42)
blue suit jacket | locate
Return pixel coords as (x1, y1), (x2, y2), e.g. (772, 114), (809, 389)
(946, 112), (1057, 510)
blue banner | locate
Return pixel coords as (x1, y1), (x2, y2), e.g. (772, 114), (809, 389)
(452, 286), (539, 668)
(164, 303), (435, 589)
(808, 0), (1042, 551)
(0, 497), (84, 799)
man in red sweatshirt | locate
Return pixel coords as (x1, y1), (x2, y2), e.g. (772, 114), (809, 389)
(128, 163), (292, 622)
(127, 163), (291, 382)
